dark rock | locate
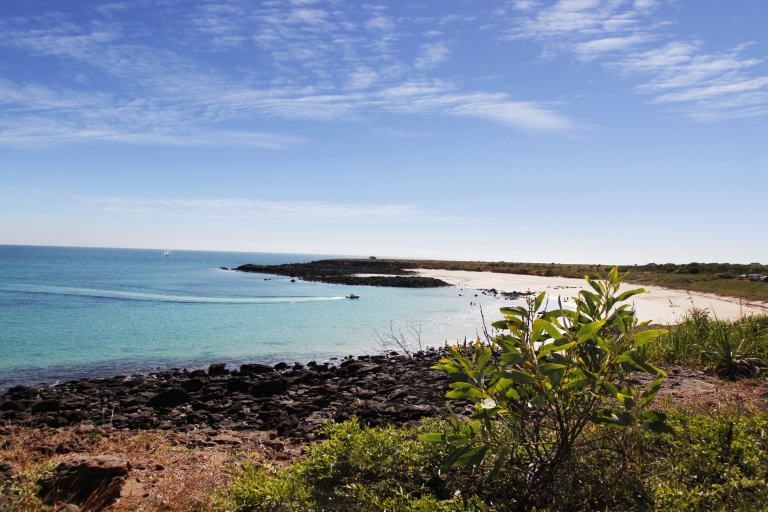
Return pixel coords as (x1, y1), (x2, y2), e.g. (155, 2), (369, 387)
(40, 454), (129, 506)
(180, 379), (205, 392)
(31, 399), (61, 413)
(226, 379), (252, 394)
(0, 401), (25, 412)
(250, 378), (288, 397)
(240, 364), (273, 375)
(208, 363), (228, 376)
(147, 389), (190, 409)
(233, 259), (450, 288)
(273, 362), (289, 371)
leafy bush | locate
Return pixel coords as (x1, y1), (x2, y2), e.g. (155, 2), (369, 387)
(218, 406), (768, 511)
(421, 268), (671, 509)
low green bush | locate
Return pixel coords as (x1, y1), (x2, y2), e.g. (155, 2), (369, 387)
(217, 405), (768, 511)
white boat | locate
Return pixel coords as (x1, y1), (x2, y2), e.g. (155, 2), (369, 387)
(346, 294), (359, 299)
(164, 249), (170, 257)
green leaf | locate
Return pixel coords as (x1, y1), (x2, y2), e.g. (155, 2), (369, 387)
(491, 320), (510, 330)
(640, 376), (664, 407)
(538, 363), (566, 375)
(539, 319), (562, 339)
(537, 339), (575, 358)
(500, 351), (527, 366)
(616, 393), (636, 410)
(577, 321), (606, 340)
(534, 291), (546, 312)
(615, 288), (647, 302)
(633, 329), (668, 348)
(488, 449), (508, 479)
(531, 319), (545, 343)
(446, 387), (485, 399)
(592, 408), (634, 428)
(418, 433), (445, 444)
(639, 410), (667, 423)
(441, 446), (470, 473)
(455, 445), (490, 468)
(493, 370), (535, 384)
(643, 420), (675, 435)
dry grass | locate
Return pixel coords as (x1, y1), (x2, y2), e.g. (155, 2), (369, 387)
(0, 424), (305, 511)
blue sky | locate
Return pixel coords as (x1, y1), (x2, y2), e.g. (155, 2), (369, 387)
(1, 0), (766, 263)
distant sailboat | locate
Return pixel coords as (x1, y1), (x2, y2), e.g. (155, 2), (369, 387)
(164, 249), (170, 257)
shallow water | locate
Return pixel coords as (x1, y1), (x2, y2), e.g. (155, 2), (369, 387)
(0, 245), (512, 391)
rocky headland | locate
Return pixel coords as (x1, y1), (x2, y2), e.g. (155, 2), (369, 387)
(232, 259), (450, 288)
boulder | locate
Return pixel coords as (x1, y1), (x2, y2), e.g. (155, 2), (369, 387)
(31, 399), (61, 413)
(147, 389), (190, 409)
(250, 378), (288, 397)
(226, 379), (251, 394)
(180, 379), (205, 392)
(0, 401), (25, 412)
(40, 454), (129, 506)
(208, 363), (228, 376)
(240, 363), (273, 375)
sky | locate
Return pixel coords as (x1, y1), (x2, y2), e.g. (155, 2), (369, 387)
(0, 0), (767, 263)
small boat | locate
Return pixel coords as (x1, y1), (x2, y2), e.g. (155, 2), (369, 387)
(164, 249), (170, 257)
(346, 294), (360, 299)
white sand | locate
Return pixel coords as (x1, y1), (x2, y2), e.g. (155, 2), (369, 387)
(412, 269), (767, 324)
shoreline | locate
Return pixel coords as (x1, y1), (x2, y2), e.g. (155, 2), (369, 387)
(411, 268), (768, 323)
(0, 351), (451, 440)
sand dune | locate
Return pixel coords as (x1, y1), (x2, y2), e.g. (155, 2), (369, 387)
(412, 269), (767, 324)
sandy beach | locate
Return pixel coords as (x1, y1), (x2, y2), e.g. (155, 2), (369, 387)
(412, 269), (768, 324)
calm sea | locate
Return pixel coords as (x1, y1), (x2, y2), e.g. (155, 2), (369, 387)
(0, 245), (508, 391)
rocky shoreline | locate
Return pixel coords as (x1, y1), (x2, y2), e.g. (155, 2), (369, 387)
(232, 259), (450, 288)
(0, 350), (451, 440)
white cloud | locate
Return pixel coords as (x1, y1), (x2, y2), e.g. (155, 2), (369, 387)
(505, 1), (768, 120)
(511, 1), (541, 11)
(0, 1), (581, 147)
(614, 41), (768, 118)
(574, 34), (650, 60)
(414, 42), (450, 69)
(71, 196), (423, 223)
(344, 67), (380, 90)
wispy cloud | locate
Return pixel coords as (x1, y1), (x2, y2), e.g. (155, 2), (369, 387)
(414, 42), (450, 69)
(614, 42), (768, 119)
(0, 1), (577, 147)
(71, 196), (424, 223)
(505, 0), (768, 120)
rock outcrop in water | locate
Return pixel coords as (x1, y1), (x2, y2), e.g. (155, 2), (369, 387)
(0, 351), (451, 439)
(233, 259), (450, 288)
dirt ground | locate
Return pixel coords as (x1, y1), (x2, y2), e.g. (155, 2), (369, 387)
(0, 426), (303, 511)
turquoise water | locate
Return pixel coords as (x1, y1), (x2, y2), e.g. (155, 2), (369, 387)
(0, 245), (509, 391)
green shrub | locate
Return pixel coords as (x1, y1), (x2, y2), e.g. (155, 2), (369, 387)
(218, 406), (768, 511)
(422, 268), (671, 509)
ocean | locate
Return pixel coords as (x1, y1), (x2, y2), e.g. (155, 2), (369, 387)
(0, 245), (509, 391)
